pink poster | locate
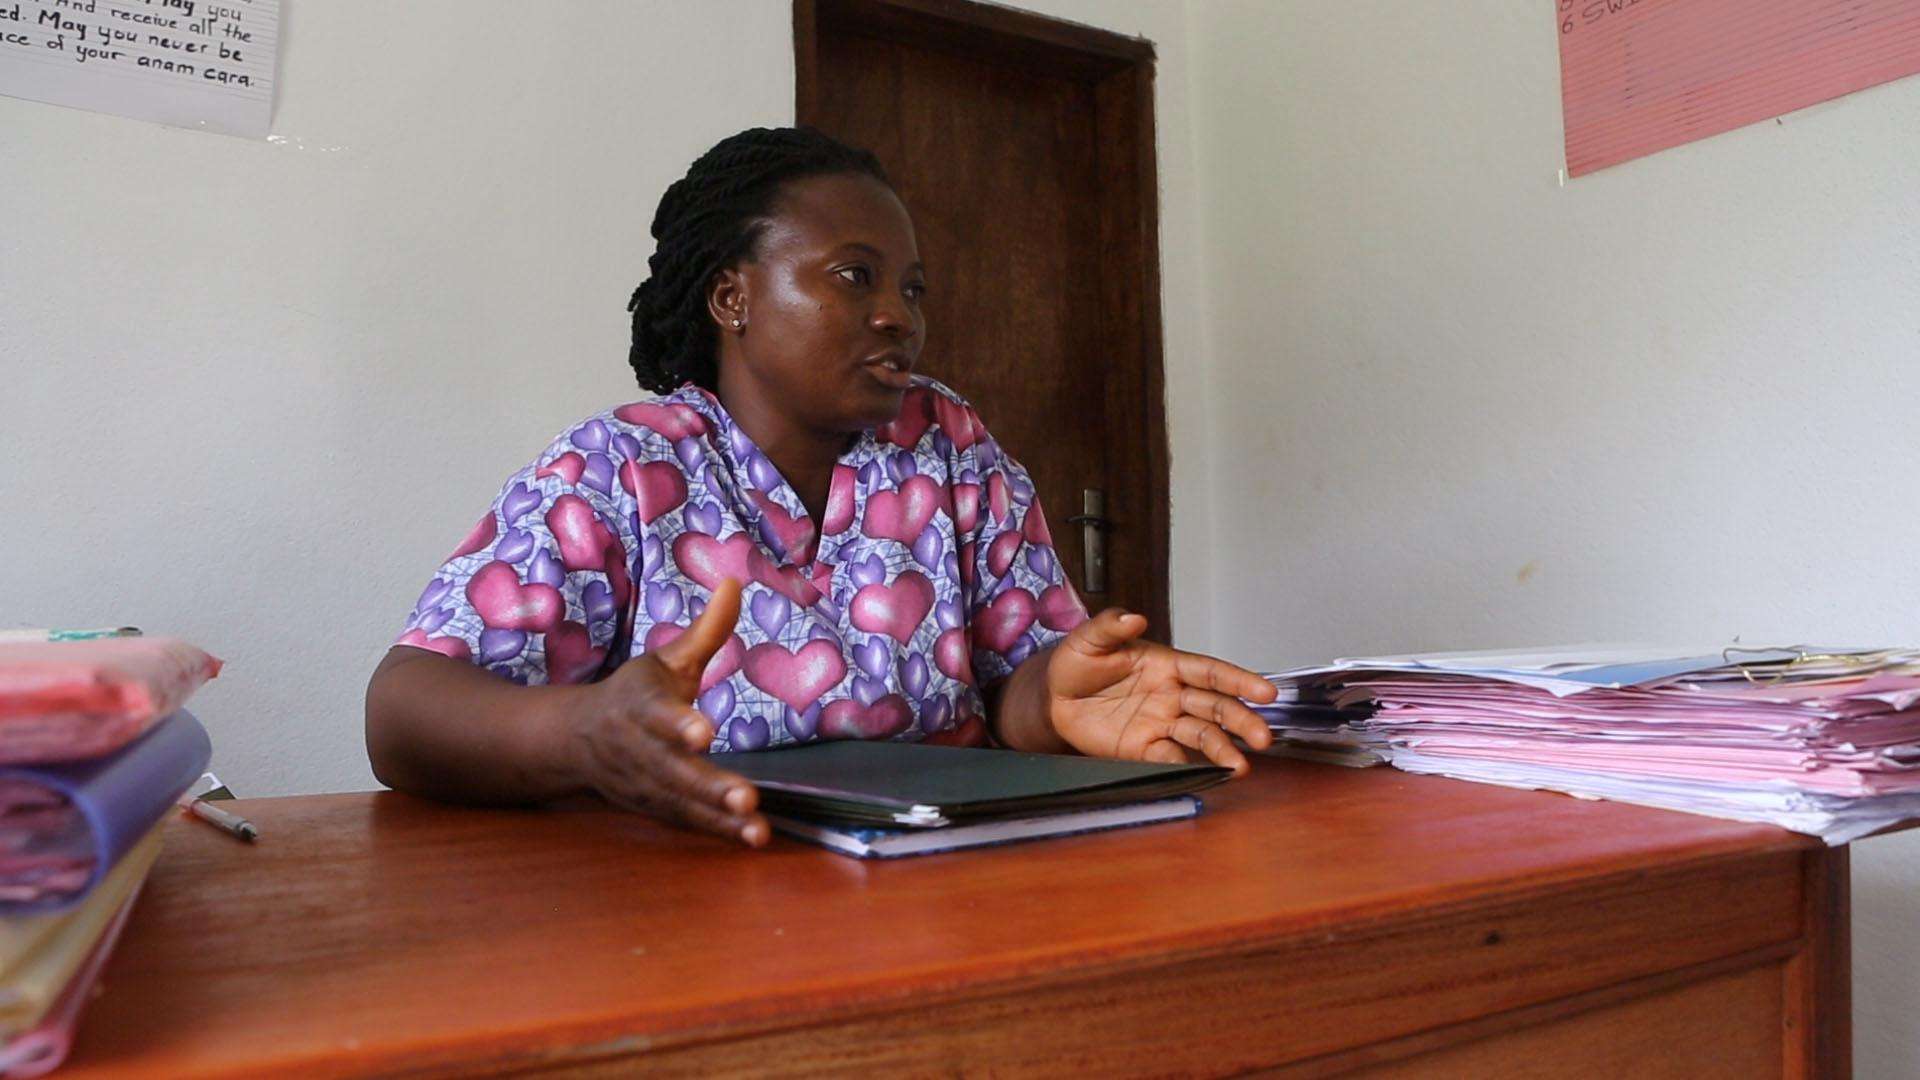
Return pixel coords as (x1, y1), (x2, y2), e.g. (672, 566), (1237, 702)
(1557, 0), (1920, 177)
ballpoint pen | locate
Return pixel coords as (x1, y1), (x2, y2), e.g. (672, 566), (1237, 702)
(183, 797), (259, 842)
(178, 772), (260, 842)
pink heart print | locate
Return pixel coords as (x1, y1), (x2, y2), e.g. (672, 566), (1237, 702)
(820, 694), (914, 740)
(849, 570), (935, 644)
(643, 623), (745, 692)
(545, 620), (606, 684)
(986, 472), (1011, 525)
(921, 714), (985, 747)
(399, 628), (472, 662)
(603, 550), (634, 619)
(1022, 504), (1054, 546)
(862, 474), (941, 543)
(933, 627), (974, 684)
(449, 513), (496, 560)
(671, 532), (757, 592)
(622, 460), (688, 525)
(547, 495), (616, 573)
(806, 561), (835, 598)
(820, 464), (858, 536)
(613, 401), (709, 439)
(876, 387), (934, 448)
(986, 530), (1022, 579)
(467, 561), (564, 633)
(975, 588), (1037, 654)
(951, 483), (981, 535)
(750, 491), (817, 561)
(1038, 585), (1086, 632)
(933, 394), (981, 452)
(537, 452), (586, 486)
(742, 640), (848, 712)
(751, 554), (824, 609)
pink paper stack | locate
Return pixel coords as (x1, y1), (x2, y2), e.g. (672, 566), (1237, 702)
(1272, 647), (1920, 844)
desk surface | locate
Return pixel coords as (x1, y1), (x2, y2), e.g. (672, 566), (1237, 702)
(62, 759), (1836, 1078)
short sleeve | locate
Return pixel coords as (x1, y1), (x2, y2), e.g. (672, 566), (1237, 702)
(961, 432), (1089, 687)
(396, 419), (637, 687)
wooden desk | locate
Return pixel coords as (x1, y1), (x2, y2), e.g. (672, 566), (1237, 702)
(61, 761), (1847, 1078)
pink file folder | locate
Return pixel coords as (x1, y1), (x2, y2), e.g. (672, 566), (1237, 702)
(0, 639), (219, 766)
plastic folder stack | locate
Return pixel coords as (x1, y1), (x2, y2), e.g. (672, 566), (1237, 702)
(0, 637), (219, 1077)
(1267, 646), (1920, 844)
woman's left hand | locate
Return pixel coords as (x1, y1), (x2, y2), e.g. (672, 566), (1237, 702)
(1044, 609), (1278, 775)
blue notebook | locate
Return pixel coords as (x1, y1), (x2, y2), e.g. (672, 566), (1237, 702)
(766, 795), (1204, 859)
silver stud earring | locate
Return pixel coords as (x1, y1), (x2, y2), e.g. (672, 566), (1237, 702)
(730, 319), (743, 329)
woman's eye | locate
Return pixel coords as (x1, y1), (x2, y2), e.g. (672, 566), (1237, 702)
(835, 266), (872, 286)
(906, 282), (928, 300)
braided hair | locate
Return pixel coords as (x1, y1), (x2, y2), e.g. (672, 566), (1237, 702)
(627, 127), (891, 393)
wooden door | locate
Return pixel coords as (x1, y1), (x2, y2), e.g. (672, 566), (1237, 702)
(796, 0), (1172, 637)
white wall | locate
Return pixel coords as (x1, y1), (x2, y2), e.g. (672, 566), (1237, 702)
(0, 0), (1213, 791)
(0, 1), (797, 793)
(1183, 1), (1920, 1072)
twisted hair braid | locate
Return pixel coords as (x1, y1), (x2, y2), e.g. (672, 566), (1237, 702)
(627, 127), (890, 393)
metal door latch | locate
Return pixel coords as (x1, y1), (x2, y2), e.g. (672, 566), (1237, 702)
(1065, 488), (1111, 594)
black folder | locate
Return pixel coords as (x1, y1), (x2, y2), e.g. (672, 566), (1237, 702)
(710, 741), (1232, 828)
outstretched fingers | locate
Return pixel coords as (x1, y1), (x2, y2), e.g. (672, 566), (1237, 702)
(1163, 714), (1250, 775)
(628, 698), (718, 754)
(1178, 687), (1274, 751)
(606, 775), (768, 846)
(1172, 650), (1277, 704)
(602, 720), (766, 845)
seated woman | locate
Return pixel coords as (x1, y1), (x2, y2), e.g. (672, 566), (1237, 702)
(364, 127), (1275, 846)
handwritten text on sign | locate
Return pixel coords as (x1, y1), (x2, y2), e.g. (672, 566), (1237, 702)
(0, 0), (281, 137)
(1556, 0), (1920, 177)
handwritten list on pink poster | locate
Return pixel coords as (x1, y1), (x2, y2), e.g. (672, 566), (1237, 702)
(1557, 0), (1920, 177)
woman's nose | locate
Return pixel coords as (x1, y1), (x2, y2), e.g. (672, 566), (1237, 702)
(870, 296), (913, 338)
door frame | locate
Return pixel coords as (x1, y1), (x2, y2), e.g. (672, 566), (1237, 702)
(794, 0), (1173, 638)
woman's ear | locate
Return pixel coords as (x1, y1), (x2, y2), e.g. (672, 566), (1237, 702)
(707, 269), (748, 334)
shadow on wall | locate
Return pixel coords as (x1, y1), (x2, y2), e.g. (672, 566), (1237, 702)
(1851, 831), (1920, 1074)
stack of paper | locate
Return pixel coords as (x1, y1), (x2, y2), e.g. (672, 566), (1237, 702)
(1267, 646), (1920, 844)
(0, 636), (219, 1076)
(1248, 686), (1383, 768)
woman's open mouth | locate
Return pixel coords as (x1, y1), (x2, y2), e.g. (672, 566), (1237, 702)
(863, 351), (914, 390)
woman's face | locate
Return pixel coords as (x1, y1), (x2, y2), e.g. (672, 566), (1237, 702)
(711, 173), (927, 435)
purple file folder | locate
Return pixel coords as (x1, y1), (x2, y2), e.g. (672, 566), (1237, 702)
(0, 712), (209, 912)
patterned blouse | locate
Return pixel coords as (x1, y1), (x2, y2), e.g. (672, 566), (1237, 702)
(397, 377), (1088, 751)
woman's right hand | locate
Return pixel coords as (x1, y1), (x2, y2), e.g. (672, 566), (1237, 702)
(562, 578), (768, 847)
